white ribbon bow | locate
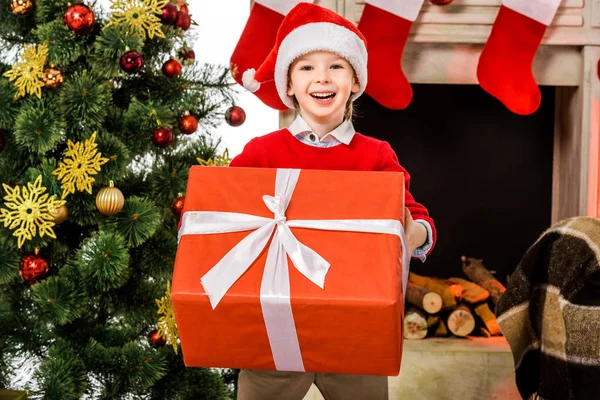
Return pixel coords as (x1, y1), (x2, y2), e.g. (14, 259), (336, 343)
(178, 169), (409, 372)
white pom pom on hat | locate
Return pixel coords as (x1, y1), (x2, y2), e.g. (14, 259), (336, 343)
(242, 69), (261, 93)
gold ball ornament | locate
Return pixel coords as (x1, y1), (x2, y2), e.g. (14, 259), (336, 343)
(43, 67), (64, 89)
(49, 204), (68, 224)
(96, 181), (124, 216)
(11, 0), (34, 15)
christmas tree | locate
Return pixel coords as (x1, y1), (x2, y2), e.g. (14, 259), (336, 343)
(0, 0), (240, 398)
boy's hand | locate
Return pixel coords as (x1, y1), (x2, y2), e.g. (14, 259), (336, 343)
(403, 207), (427, 257)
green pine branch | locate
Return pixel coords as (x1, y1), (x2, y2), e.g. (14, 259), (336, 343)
(13, 97), (65, 155)
(95, 131), (131, 187)
(88, 24), (143, 79)
(0, 238), (20, 285)
(32, 339), (88, 400)
(77, 231), (130, 292)
(60, 70), (112, 138)
(132, 228), (177, 281)
(102, 196), (161, 248)
(0, 78), (17, 129)
(33, 20), (85, 66)
(31, 275), (85, 325)
(0, 0), (239, 396)
(34, 0), (74, 26)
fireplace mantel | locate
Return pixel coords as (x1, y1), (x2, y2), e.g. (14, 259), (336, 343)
(302, 337), (520, 400)
(275, 0), (600, 223)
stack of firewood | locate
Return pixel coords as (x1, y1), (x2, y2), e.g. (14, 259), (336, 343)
(404, 256), (507, 339)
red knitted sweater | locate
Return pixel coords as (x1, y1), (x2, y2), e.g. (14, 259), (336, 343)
(230, 128), (436, 255)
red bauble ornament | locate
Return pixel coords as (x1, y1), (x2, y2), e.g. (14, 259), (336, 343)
(175, 0), (188, 13)
(19, 252), (49, 283)
(175, 11), (191, 31)
(160, 3), (178, 25)
(0, 129), (5, 153)
(152, 126), (173, 148)
(178, 48), (195, 63)
(171, 195), (185, 217)
(63, 4), (95, 35)
(148, 329), (166, 348)
(120, 50), (144, 73)
(429, 0), (453, 5)
(225, 105), (246, 127)
(162, 59), (182, 78)
(178, 113), (198, 134)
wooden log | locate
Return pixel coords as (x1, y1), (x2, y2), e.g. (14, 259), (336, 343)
(409, 272), (457, 309)
(474, 303), (502, 336)
(404, 306), (428, 340)
(406, 281), (443, 314)
(447, 282), (466, 302)
(433, 319), (449, 337)
(479, 327), (492, 338)
(427, 314), (440, 328)
(446, 305), (476, 337)
(461, 256), (507, 305)
(447, 277), (490, 304)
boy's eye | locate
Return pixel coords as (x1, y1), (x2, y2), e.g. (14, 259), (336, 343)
(331, 64), (344, 69)
(299, 65), (313, 71)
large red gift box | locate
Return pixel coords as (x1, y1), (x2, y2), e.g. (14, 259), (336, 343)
(172, 166), (407, 375)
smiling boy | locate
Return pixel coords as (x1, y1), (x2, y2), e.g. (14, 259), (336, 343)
(230, 3), (436, 399)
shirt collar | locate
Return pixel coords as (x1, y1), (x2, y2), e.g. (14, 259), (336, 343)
(287, 115), (355, 145)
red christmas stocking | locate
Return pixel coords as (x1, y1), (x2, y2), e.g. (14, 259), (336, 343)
(230, 0), (312, 111)
(477, 1), (561, 115)
(358, 0), (424, 110)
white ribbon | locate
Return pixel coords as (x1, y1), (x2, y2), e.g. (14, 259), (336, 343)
(178, 169), (409, 372)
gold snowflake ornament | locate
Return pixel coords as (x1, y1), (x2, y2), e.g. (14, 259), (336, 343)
(0, 176), (66, 248)
(197, 149), (232, 167)
(156, 282), (179, 353)
(106, 0), (169, 39)
(2, 43), (49, 99)
(52, 132), (109, 199)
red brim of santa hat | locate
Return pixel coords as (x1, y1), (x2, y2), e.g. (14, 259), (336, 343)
(242, 3), (368, 109)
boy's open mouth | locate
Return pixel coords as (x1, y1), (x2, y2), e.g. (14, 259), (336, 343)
(310, 92), (336, 101)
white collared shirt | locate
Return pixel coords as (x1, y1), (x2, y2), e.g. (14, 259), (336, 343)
(288, 115), (355, 148)
(286, 115), (434, 262)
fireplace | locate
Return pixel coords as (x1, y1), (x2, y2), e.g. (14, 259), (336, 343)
(280, 45), (600, 285)
(353, 85), (555, 282)
(280, 1), (600, 398)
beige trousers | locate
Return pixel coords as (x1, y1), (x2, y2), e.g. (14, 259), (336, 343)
(237, 369), (388, 400)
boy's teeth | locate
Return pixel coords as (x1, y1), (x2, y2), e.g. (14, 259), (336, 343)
(311, 93), (335, 99)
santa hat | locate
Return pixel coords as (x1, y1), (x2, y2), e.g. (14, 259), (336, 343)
(242, 2), (368, 109)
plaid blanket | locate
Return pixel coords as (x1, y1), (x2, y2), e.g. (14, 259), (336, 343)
(497, 217), (600, 400)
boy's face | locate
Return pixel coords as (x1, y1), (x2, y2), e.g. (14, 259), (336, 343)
(287, 51), (359, 124)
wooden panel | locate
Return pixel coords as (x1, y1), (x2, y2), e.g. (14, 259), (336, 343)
(582, 47), (600, 216)
(406, 25), (594, 45)
(402, 43), (581, 85)
(303, 338), (519, 400)
(350, 0), (593, 45)
(550, 47), (600, 223)
(553, 87), (582, 223)
(416, 10), (582, 27)
(314, 0), (339, 11)
(354, 0), (583, 7)
(353, 3), (584, 27)
(592, 0), (600, 28)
